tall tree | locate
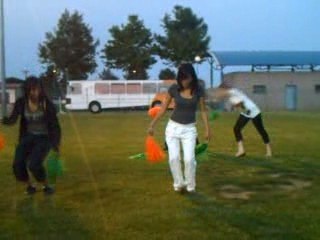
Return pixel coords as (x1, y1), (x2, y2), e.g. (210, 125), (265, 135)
(155, 5), (211, 66)
(39, 10), (99, 80)
(5, 77), (24, 84)
(99, 68), (119, 80)
(158, 68), (176, 80)
(102, 15), (156, 80)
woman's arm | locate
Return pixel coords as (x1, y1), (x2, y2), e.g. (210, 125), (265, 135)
(46, 99), (61, 152)
(148, 94), (172, 135)
(207, 88), (230, 102)
(2, 98), (23, 125)
(199, 97), (211, 142)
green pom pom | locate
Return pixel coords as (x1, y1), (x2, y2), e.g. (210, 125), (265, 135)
(209, 111), (220, 121)
(195, 143), (208, 155)
(129, 153), (146, 160)
(47, 151), (63, 184)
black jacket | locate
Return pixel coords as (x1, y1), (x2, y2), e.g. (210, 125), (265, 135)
(3, 97), (61, 150)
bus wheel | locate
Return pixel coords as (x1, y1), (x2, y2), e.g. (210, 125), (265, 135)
(151, 100), (162, 108)
(89, 102), (102, 113)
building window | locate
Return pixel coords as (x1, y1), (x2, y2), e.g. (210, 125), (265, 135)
(253, 85), (267, 94)
(315, 85), (320, 94)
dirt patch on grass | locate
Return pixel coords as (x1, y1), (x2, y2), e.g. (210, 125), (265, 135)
(269, 173), (282, 178)
(219, 185), (255, 200)
(278, 179), (312, 191)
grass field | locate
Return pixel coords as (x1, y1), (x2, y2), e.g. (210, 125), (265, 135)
(0, 111), (320, 239)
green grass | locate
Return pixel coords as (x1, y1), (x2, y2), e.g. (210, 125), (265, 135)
(0, 111), (320, 239)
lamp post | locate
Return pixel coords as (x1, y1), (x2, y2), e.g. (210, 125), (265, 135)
(22, 68), (29, 80)
(194, 52), (214, 88)
(132, 69), (137, 79)
(0, 0), (6, 117)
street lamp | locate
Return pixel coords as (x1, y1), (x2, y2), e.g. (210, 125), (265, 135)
(194, 55), (201, 63)
(0, 0), (6, 117)
(22, 68), (29, 80)
(194, 52), (214, 88)
(132, 69), (137, 79)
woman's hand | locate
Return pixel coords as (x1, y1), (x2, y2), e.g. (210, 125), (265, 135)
(52, 145), (60, 154)
(1, 117), (9, 125)
(205, 129), (211, 142)
(147, 126), (154, 136)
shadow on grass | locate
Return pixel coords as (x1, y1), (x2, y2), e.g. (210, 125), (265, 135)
(12, 196), (92, 240)
(183, 151), (320, 239)
(202, 152), (319, 196)
(207, 152), (320, 181)
(184, 191), (306, 240)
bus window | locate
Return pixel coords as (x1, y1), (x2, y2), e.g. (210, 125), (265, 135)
(111, 83), (125, 94)
(70, 83), (82, 95)
(159, 84), (170, 93)
(127, 83), (141, 94)
(95, 83), (109, 94)
(143, 83), (157, 94)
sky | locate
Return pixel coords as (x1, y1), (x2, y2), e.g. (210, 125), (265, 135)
(4, 0), (320, 85)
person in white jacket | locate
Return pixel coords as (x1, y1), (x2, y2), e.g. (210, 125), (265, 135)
(212, 83), (272, 157)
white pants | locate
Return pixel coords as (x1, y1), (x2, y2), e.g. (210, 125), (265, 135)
(165, 120), (197, 191)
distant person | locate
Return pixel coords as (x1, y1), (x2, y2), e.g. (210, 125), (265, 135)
(148, 63), (210, 193)
(214, 83), (272, 157)
(2, 76), (61, 195)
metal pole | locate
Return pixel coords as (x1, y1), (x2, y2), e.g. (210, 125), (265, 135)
(209, 58), (214, 88)
(0, 0), (6, 117)
(220, 66), (224, 82)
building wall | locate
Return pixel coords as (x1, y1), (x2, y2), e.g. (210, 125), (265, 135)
(0, 84), (24, 116)
(223, 71), (320, 111)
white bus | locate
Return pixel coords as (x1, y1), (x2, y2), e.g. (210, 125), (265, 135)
(65, 80), (175, 113)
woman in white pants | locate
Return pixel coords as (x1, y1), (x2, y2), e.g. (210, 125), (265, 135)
(148, 63), (210, 193)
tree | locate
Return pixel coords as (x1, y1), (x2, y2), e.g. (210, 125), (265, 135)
(102, 15), (156, 80)
(39, 10), (99, 80)
(155, 5), (211, 66)
(39, 65), (62, 99)
(158, 68), (176, 80)
(99, 68), (119, 80)
(5, 77), (24, 84)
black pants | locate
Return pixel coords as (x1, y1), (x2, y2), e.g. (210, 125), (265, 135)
(233, 114), (270, 144)
(13, 134), (51, 182)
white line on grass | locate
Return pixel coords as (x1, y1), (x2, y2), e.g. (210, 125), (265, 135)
(67, 112), (109, 235)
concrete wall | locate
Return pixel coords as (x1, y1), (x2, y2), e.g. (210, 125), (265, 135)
(223, 71), (320, 111)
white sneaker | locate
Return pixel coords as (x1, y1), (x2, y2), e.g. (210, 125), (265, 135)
(174, 184), (186, 193)
(174, 187), (183, 192)
(187, 188), (196, 193)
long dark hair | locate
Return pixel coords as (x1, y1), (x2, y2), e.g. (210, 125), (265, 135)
(176, 63), (199, 94)
(24, 76), (47, 105)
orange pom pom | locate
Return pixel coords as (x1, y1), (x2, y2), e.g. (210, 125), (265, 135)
(145, 136), (165, 163)
(0, 133), (5, 150)
(148, 106), (161, 119)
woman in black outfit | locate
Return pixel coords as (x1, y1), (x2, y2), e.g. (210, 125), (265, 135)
(2, 76), (61, 195)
